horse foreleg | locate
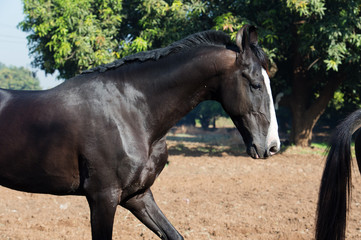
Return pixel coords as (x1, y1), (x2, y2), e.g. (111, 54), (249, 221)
(122, 189), (184, 240)
(86, 190), (119, 240)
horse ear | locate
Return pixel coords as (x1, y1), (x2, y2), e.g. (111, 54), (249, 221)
(248, 25), (258, 45)
(236, 25), (258, 52)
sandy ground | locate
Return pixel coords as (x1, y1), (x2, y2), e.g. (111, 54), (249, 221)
(1, 146), (361, 239)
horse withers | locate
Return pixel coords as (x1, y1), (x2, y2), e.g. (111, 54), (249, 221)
(0, 25), (280, 240)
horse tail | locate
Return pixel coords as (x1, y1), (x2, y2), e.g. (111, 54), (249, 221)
(316, 109), (361, 240)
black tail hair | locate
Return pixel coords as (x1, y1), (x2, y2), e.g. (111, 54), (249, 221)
(316, 109), (361, 240)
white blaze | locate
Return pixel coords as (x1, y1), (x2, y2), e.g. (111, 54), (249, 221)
(262, 69), (281, 151)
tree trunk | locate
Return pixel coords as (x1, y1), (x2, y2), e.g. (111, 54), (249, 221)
(282, 24), (345, 147)
(288, 73), (344, 147)
(291, 104), (322, 147)
(200, 116), (211, 130)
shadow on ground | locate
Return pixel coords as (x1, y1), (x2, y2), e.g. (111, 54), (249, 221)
(167, 142), (248, 157)
(166, 125), (333, 157)
(166, 127), (248, 157)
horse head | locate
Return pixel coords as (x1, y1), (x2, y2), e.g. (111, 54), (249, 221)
(219, 25), (280, 159)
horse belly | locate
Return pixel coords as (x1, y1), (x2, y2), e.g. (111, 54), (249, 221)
(0, 154), (81, 195)
(0, 127), (82, 195)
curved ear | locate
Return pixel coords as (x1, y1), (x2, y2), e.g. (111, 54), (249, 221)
(236, 25), (258, 52)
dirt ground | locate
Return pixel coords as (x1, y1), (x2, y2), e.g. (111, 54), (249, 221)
(1, 142), (361, 239)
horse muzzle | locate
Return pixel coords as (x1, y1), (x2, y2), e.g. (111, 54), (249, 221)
(247, 140), (280, 159)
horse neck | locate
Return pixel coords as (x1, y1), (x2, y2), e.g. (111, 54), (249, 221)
(125, 47), (236, 140)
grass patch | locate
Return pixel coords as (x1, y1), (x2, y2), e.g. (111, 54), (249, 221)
(283, 141), (357, 158)
(282, 143), (328, 156)
(310, 142), (329, 150)
(167, 141), (245, 156)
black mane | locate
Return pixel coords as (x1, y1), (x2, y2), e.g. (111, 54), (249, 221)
(82, 30), (267, 74)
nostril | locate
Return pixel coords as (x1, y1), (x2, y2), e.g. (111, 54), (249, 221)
(269, 145), (279, 155)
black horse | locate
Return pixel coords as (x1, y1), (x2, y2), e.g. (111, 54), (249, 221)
(0, 25), (280, 240)
(316, 109), (361, 240)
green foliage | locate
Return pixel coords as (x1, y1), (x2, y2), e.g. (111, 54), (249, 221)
(119, 0), (207, 57)
(20, 0), (211, 79)
(0, 63), (41, 90)
(216, 0), (361, 75)
(286, 0), (326, 18)
(319, 86), (361, 128)
(20, 0), (123, 79)
(331, 91), (345, 111)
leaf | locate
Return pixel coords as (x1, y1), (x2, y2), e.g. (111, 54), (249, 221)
(324, 59), (339, 71)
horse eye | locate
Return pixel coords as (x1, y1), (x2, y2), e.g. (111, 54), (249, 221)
(251, 83), (262, 90)
(242, 72), (262, 90)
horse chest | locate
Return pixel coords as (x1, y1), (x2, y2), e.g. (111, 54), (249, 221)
(118, 137), (168, 201)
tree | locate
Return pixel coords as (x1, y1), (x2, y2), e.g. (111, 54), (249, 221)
(194, 101), (227, 129)
(267, 0), (361, 146)
(19, 0), (124, 79)
(20, 0), (361, 145)
(0, 64), (41, 90)
(213, 0), (361, 146)
(19, 0), (207, 79)
(177, 101), (227, 129)
(196, 101), (226, 129)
